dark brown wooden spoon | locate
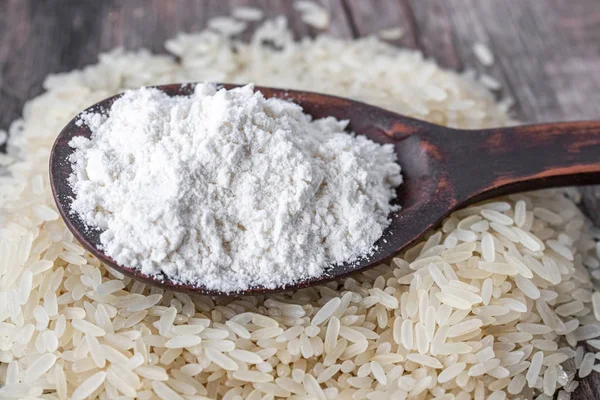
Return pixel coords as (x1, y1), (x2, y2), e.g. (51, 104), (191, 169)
(49, 83), (600, 296)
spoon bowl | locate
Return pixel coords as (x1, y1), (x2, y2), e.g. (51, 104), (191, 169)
(50, 83), (600, 296)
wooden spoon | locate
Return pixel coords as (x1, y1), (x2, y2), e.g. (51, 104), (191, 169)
(49, 83), (600, 296)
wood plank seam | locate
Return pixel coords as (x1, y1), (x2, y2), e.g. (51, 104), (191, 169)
(340, 0), (360, 38)
(399, 0), (424, 55)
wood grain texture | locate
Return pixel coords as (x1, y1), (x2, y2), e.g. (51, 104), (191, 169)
(1, 0), (600, 394)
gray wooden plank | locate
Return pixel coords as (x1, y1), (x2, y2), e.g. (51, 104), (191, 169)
(0, 0), (28, 148)
(404, 1), (463, 71)
(432, 0), (599, 123)
(313, 0), (355, 37)
(410, 0), (531, 121)
(526, 0), (600, 121)
(93, 0), (208, 54)
(344, 0), (419, 48)
(345, 0), (526, 117)
(0, 0), (114, 134)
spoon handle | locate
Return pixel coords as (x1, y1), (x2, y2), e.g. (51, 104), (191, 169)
(428, 121), (600, 206)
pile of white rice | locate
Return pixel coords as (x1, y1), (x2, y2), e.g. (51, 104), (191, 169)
(2, 7), (600, 400)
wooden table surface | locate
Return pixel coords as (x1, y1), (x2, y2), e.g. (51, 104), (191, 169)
(1, 0), (599, 397)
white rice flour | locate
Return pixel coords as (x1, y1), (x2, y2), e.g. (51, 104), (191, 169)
(68, 83), (402, 292)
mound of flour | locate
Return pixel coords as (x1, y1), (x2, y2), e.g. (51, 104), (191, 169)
(68, 84), (402, 292)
